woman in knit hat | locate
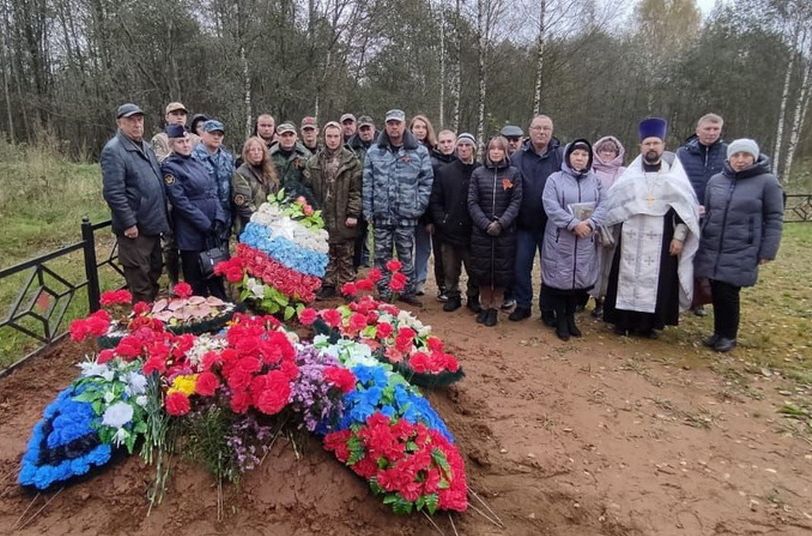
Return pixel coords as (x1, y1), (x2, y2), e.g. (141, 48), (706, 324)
(694, 139), (784, 352)
(541, 139), (608, 341)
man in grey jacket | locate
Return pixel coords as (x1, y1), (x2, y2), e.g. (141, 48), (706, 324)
(101, 103), (169, 303)
(362, 109), (433, 305)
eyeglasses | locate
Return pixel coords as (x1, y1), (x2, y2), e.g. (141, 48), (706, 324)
(529, 126), (552, 132)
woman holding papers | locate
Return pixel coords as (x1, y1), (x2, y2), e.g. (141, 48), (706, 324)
(541, 139), (607, 341)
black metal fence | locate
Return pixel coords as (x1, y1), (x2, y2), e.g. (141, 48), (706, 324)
(0, 218), (123, 377)
(785, 194), (812, 223)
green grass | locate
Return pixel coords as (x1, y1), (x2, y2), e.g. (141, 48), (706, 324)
(655, 224), (812, 379)
(0, 141), (120, 369)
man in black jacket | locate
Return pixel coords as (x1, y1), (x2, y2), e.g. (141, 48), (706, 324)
(348, 115), (377, 269)
(101, 103), (169, 303)
(429, 133), (480, 313)
(509, 115), (564, 325)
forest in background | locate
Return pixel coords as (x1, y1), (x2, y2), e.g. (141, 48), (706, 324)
(0, 0), (810, 182)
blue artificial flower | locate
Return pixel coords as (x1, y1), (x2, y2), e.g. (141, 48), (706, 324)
(241, 223), (328, 277)
(18, 387), (115, 490)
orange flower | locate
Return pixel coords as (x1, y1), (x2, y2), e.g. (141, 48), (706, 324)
(501, 178), (513, 190)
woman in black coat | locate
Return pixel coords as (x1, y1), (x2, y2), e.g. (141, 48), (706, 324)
(467, 136), (523, 326)
(694, 138), (783, 352)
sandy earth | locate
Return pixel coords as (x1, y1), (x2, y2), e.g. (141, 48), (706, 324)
(1, 298), (811, 536)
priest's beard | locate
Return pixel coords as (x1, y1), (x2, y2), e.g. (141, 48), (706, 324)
(643, 150), (662, 164)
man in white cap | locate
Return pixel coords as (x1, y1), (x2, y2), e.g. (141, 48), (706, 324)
(601, 117), (700, 339)
(151, 102), (200, 163)
(362, 109), (434, 305)
(340, 113), (357, 143)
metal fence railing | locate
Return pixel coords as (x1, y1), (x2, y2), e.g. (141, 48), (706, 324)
(0, 217), (123, 377)
(785, 194), (812, 223)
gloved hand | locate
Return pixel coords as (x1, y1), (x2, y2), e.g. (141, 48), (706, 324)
(486, 221), (502, 236)
(212, 219), (226, 240)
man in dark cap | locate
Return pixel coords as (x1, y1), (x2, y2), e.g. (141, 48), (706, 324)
(600, 117), (700, 338)
(101, 103), (169, 303)
(340, 113), (357, 143)
(192, 120), (234, 241)
(270, 121), (314, 202)
(300, 116), (319, 153)
(161, 124), (227, 298)
(501, 125), (524, 156)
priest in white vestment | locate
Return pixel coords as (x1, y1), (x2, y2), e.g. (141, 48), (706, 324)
(600, 117), (700, 338)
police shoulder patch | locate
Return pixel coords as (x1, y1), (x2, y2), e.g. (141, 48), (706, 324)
(164, 174), (175, 185)
(233, 194), (246, 206)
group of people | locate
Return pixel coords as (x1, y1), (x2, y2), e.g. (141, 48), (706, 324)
(101, 102), (784, 352)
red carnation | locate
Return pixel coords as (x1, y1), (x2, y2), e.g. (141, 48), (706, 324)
(367, 268), (383, 284)
(173, 282), (193, 299)
(385, 259), (402, 273)
(324, 366), (357, 393)
(324, 430), (352, 462)
(376, 322), (394, 340)
(254, 371), (291, 415)
(97, 349), (115, 364)
(229, 388), (251, 413)
(356, 279), (374, 291)
(100, 289), (132, 307)
(195, 371), (220, 396)
(426, 336), (444, 352)
(321, 309), (342, 328)
(165, 392), (191, 416)
(143, 355), (167, 375)
(389, 271), (407, 293)
(348, 312), (368, 333)
(298, 307), (317, 326)
(341, 281), (358, 297)
(132, 301), (150, 315)
(409, 351), (432, 373)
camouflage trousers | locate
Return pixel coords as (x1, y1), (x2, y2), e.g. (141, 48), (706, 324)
(373, 225), (416, 296)
(325, 240), (356, 289)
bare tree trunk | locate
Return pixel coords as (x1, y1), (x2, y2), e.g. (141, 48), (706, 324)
(476, 0), (486, 147)
(439, 7), (446, 128)
(783, 54), (811, 182)
(450, 0), (462, 130)
(532, 0), (546, 115)
(0, 0), (15, 142)
(773, 25), (799, 176)
(241, 44), (252, 139)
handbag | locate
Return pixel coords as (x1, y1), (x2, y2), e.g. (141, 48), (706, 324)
(691, 277), (713, 308)
(198, 234), (230, 280)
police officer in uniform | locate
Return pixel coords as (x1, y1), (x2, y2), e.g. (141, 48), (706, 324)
(161, 124), (227, 299)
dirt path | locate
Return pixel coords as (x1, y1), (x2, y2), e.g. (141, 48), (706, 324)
(1, 300), (811, 536)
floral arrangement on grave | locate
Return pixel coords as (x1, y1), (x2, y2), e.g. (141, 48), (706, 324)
(215, 191), (329, 320)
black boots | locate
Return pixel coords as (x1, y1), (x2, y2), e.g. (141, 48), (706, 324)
(509, 306), (531, 321)
(484, 308), (498, 327)
(466, 295), (482, 314)
(443, 296), (462, 312)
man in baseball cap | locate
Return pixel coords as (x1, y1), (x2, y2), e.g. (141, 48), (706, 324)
(269, 121), (314, 203)
(152, 101), (196, 163)
(101, 102), (169, 303)
(300, 116), (319, 152)
(340, 113), (357, 142)
(191, 119), (234, 242)
(362, 107), (433, 306)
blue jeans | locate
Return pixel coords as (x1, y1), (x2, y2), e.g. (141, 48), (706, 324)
(414, 225), (432, 285)
(514, 227), (545, 311)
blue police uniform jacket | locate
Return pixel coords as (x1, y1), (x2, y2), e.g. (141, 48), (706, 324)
(161, 153), (225, 251)
(191, 143), (234, 230)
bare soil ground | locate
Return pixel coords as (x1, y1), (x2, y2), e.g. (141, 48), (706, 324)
(2, 295), (811, 536)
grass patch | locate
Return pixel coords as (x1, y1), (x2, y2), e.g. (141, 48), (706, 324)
(0, 142), (121, 369)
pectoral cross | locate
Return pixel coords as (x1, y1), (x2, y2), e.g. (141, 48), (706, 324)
(645, 192), (656, 207)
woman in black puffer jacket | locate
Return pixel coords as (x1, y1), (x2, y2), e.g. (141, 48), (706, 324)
(694, 138), (783, 353)
(467, 136), (523, 326)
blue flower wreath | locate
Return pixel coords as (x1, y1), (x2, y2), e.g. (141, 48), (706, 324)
(18, 387), (113, 490)
(240, 223), (328, 277)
